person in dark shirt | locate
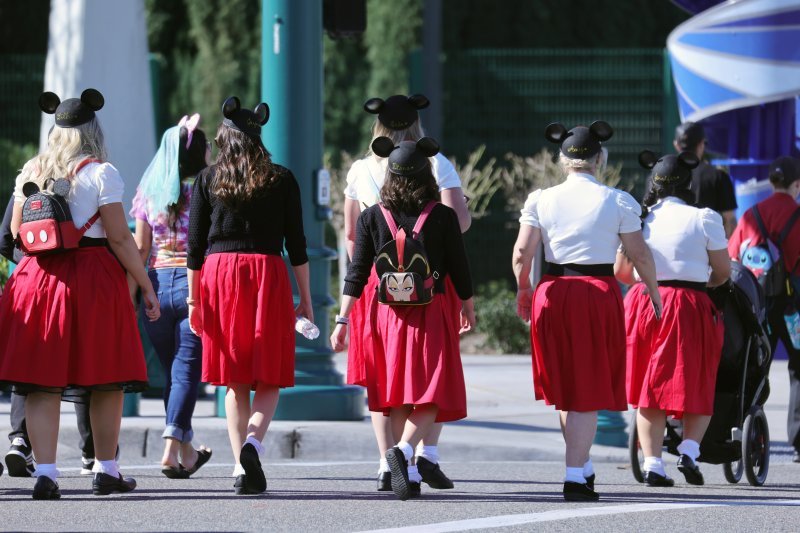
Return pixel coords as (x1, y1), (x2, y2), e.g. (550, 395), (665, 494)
(187, 97), (311, 496)
(673, 122), (738, 237)
(331, 137), (475, 501)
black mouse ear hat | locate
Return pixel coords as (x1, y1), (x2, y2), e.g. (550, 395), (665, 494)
(365, 94), (429, 131)
(373, 136), (440, 177)
(40, 88), (104, 127)
(222, 96), (269, 139)
(545, 120), (613, 160)
(647, 151), (698, 186)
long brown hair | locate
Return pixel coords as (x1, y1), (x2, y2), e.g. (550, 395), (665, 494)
(212, 124), (280, 207)
(381, 166), (440, 213)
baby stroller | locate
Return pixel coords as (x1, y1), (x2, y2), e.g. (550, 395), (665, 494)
(629, 261), (773, 486)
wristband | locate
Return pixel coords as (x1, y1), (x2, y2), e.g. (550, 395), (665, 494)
(186, 297), (199, 306)
(335, 314), (349, 325)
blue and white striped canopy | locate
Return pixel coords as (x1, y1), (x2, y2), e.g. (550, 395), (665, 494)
(668, 0), (800, 123)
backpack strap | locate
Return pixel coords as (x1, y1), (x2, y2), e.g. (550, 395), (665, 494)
(411, 201), (437, 239)
(378, 203), (400, 238)
(752, 204), (770, 243)
(74, 158), (102, 176)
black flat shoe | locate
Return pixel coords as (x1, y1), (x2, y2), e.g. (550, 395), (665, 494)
(385, 447), (411, 501)
(32, 476), (61, 500)
(377, 471), (392, 491)
(417, 457), (454, 489)
(644, 471), (675, 487)
(234, 474), (264, 495)
(240, 443), (266, 494)
(409, 481), (421, 498)
(181, 447), (213, 477)
(92, 472), (136, 495)
(677, 454), (704, 486)
(161, 465), (190, 479)
(585, 473), (595, 490)
(563, 481), (599, 502)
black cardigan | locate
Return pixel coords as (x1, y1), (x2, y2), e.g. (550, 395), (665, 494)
(187, 164), (308, 270)
(344, 202), (473, 300)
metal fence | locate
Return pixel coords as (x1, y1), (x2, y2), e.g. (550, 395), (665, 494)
(442, 48), (677, 285)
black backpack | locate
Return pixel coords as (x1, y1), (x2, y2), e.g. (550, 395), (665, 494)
(738, 204), (800, 298)
(374, 201), (436, 305)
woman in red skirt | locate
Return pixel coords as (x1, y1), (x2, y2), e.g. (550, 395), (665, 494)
(343, 94), (470, 491)
(617, 151), (730, 486)
(331, 137), (475, 501)
(0, 89), (160, 499)
(187, 97), (311, 496)
(512, 121), (660, 502)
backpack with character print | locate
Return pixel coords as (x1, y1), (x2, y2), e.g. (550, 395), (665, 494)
(738, 204), (800, 298)
(375, 201), (437, 305)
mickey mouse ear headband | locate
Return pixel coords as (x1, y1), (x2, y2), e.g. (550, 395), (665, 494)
(364, 94), (430, 131)
(222, 96), (269, 139)
(371, 136), (440, 176)
(640, 150), (699, 185)
(545, 120), (613, 160)
(39, 88), (104, 128)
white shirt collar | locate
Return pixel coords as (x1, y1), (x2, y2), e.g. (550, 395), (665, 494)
(566, 172), (598, 184)
(656, 196), (688, 206)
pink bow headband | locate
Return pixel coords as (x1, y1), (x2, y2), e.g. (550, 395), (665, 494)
(178, 113), (201, 149)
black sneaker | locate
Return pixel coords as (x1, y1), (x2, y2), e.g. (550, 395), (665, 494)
(92, 472), (137, 495)
(563, 481), (600, 502)
(377, 471), (392, 491)
(32, 475), (61, 500)
(644, 471), (675, 487)
(6, 437), (34, 477)
(677, 454), (704, 486)
(416, 457), (454, 489)
(239, 443), (267, 494)
(385, 447), (412, 501)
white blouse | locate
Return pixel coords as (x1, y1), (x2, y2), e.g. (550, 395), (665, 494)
(519, 172), (642, 264)
(641, 197), (728, 282)
(344, 153), (462, 211)
(15, 161), (124, 239)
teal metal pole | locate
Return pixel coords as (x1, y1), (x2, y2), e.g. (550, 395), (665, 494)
(594, 410), (628, 447)
(257, 0), (363, 420)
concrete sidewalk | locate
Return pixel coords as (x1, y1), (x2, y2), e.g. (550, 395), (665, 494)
(0, 355), (796, 468)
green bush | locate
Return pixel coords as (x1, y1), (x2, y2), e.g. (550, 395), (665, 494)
(474, 280), (530, 354)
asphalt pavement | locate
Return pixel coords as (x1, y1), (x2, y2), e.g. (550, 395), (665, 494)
(0, 354), (798, 531)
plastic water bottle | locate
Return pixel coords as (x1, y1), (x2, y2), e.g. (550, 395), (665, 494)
(295, 317), (320, 340)
(784, 306), (800, 350)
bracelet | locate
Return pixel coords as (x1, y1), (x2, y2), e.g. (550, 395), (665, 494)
(335, 314), (350, 325)
(186, 297), (199, 306)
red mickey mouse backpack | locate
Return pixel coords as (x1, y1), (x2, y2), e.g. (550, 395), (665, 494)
(18, 158), (102, 255)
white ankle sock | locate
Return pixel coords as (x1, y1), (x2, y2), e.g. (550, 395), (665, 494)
(643, 456), (666, 476)
(564, 467), (586, 484)
(232, 464), (246, 477)
(245, 436), (265, 456)
(96, 459), (119, 478)
(677, 439), (700, 461)
(396, 441), (414, 461)
(582, 459), (594, 478)
(34, 463), (59, 481)
(418, 445), (439, 464)
(407, 465), (422, 483)
(378, 458), (390, 474)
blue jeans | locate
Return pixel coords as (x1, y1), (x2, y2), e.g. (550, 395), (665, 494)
(142, 268), (202, 443)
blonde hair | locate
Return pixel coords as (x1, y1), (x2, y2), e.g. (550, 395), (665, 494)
(367, 119), (426, 157)
(23, 118), (108, 188)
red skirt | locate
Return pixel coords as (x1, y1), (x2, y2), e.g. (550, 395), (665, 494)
(625, 283), (723, 417)
(0, 248), (147, 391)
(200, 253), (295, 389)
(349, 274), (461, 388)
(530, 275), (627, 412)
(365, 289), (466, 423)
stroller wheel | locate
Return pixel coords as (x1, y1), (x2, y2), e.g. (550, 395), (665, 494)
(742, 406), (770, 486)
(723, 458), (743, 483)
(628, 411), (644, 483)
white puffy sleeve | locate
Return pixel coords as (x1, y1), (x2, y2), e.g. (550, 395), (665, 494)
(94, 163), (125, 206)
(343, 159), (363, 201)
(616, 191), (643, 234)
(699, 208), (727, 251)
(519, 189), (542, 228)
(432, 153), (462, 190)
